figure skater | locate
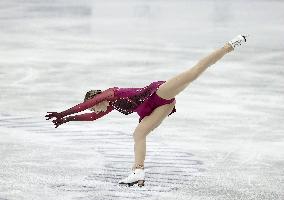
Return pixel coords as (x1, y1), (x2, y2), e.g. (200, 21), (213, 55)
(45, 34), (249, 187)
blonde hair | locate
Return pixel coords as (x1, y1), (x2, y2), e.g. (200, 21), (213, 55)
(84, 90), (102, 102)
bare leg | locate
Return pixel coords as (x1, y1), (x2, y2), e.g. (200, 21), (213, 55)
(131, 43), (232, 169)
(156, 43), (234, 100)
(131, 102), (176, 171)
(132, 136), (146, 171)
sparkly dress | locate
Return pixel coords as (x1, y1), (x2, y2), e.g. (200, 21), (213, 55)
(112, 81), (176, 122)
(57, 81), (176, 123)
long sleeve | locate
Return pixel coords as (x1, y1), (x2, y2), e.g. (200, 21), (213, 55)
(59, 87), (117, 117)
(65, 105), (114, 122)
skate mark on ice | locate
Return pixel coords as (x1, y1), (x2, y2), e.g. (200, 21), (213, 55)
(83, 130), (205, 198)
(1, 115), (204, 199)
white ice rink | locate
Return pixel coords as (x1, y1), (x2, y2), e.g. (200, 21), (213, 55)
(0, 0), (283, 199)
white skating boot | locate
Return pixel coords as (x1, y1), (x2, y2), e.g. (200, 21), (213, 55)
(118, 168), (145, 187)
(228, 34), (250, 49)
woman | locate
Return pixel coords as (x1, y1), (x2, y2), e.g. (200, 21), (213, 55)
(45, 34), (249, 187)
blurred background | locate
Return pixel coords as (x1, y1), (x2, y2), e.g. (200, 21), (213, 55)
(0, 0), (283, 199)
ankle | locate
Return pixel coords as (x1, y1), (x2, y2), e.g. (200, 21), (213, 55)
(132, 164), (144, 170)
(223, 42), (234, 53)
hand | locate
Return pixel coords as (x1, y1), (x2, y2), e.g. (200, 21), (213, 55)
(45, 112), (63, 120)
(52, 118), (67, 128)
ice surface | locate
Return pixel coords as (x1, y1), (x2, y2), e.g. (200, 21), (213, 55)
(0, 0), (283, 199)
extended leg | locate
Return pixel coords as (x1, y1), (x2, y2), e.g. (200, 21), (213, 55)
(156, 43), (233, 100)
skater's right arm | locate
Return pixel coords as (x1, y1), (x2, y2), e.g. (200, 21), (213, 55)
(51, 105), (114, 128)
(66, 105), (113, 122)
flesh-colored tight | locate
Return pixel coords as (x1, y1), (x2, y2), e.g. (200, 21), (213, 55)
(132, 43), (234, 171)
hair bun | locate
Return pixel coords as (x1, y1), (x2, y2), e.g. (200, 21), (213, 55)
(84, 89), (102, 102)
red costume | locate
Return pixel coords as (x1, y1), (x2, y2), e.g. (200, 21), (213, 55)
(45, 81), (176, 128)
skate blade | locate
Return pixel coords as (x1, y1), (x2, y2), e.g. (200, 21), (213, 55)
(119, 180), (145, 187)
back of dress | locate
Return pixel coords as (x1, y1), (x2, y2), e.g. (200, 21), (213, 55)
(111, 81), (166, 115)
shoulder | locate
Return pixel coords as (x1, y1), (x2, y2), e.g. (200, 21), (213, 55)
(106, 87), (120, 101)
(107, 87), (119, 91)
(104, 87), (119, 94)
(109, 87), (119, 95)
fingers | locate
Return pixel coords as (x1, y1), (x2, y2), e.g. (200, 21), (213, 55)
(45, 113), (53, 119)
(45, 112), (55, 117)
(45, 115), (52, 120)
(45, 112), (58, 120)
(52, 119), (62, 128)
(46, 112), (64, 128)
(52, 121), (59, 128)
(52, 119), (58, 125)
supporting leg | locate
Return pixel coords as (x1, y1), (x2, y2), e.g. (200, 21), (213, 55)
(118, 103), (175, 186)
(132, 135), (146, 171)
(132, 102), (176, 171)
(156, 43), (233, 100)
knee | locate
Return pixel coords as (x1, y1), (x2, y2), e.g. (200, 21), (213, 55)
(133, 131), (148, 142)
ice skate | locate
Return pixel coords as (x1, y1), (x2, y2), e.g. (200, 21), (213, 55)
(118, 168), (145, 187)
(228, 34), (249, 50)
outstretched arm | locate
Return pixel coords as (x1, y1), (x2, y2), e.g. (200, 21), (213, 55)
(59, 88), (116, 117)
(45, 87), (116, 120)
(52, 105), (114, 128)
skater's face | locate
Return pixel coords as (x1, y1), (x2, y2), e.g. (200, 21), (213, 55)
(89, 100), (110, 113)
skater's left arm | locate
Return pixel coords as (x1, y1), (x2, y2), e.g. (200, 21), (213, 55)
(49, 88), (116, 119)
(45, 87), (117, 122)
